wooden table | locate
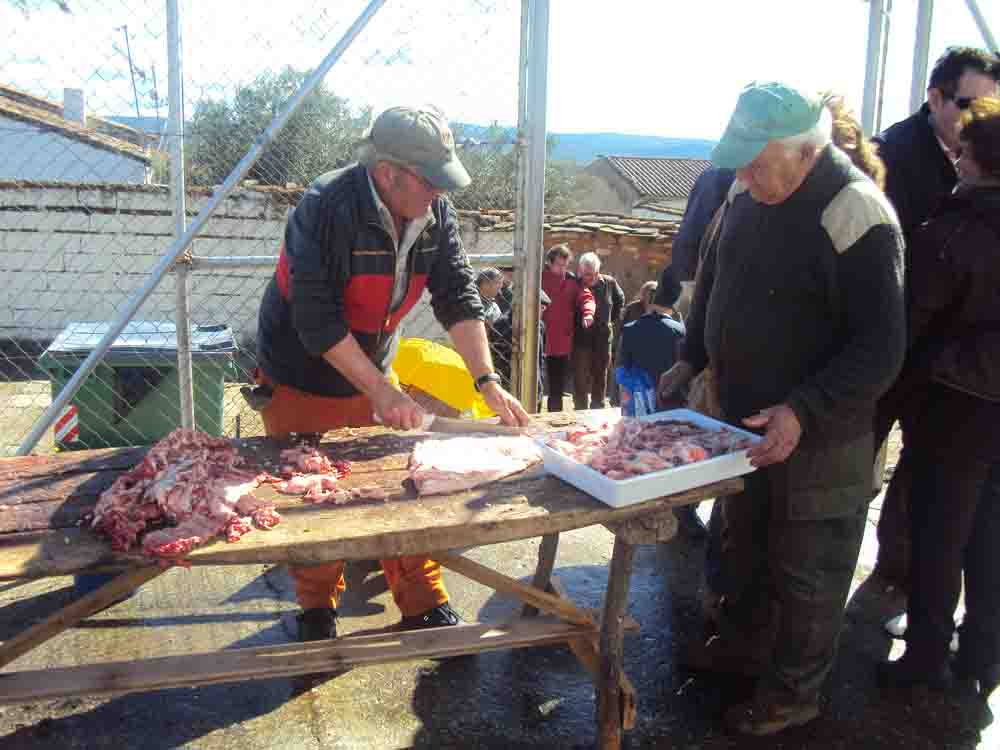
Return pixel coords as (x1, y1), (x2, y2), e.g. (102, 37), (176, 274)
(0, 411), (742, 749)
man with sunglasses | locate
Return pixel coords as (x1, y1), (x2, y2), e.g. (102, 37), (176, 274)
(872, 47), (999, 593)
(254, 105), (530, 643)
(876, 47), (999, 246)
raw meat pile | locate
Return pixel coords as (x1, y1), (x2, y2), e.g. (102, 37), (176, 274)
(409, 435), (543, 495)
(92, 429), (280, 558)
(259, 444), (388, 503)
(546, 418), (754, 480)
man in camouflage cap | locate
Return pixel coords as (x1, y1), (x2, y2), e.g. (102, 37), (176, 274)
(254, 104), (529, 643)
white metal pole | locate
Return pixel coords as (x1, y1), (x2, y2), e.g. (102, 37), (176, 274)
(964, 0), (998, 54)
(910, 0), (934, 115)
(511, 0), (531, 404)
(875, 0), (893, 133)
(514, 0), (550, 412)
(862, 0), (886, 137)
(168, 0), (195, 430)
(17, 0), (389, 455)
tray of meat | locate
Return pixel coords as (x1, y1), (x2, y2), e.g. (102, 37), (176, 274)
(538, 409), (760, 508)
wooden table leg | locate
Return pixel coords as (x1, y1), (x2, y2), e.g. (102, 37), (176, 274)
(597, 536), (634, 750)
(0, 565), (163, 670)
(523, 532), (559, 617)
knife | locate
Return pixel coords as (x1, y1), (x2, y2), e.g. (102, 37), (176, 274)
(373, 412), (526, 436)
(420, 413), (527, 436)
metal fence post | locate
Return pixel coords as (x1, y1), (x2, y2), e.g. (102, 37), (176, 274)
(909, 0), (934, 115)
(861, 0), (887, 137)
(513, 0), (549, 411)
(964, 0), (998, 54)
(16, 0), (389, 455)
(168, 0), (195, 430)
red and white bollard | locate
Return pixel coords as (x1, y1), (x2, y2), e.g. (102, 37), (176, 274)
(54, 404), (80, 446)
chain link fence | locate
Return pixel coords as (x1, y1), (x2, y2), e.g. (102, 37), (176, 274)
(0, 0), (526, 455)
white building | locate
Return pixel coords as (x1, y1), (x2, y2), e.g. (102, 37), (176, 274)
(0, 85), (151, 183)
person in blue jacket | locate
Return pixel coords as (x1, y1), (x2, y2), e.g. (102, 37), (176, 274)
(617, 267), (705, 538)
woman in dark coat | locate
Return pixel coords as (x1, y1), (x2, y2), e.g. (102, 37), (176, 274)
(878, 97), (1000, 721)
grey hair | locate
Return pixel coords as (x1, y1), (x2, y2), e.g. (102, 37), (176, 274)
(578, 252), (601, 272)
(356, 141), (407, 171)
(477, 267), (503, 286)
(775, 105), (833, 155)
(356, 140), (378, 169)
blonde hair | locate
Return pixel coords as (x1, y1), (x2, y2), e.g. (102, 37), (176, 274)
(823, 92), (887, 189)
(961, 96), (1000, 179)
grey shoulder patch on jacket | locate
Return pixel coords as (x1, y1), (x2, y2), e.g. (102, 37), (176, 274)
(821, 179), (901, 254)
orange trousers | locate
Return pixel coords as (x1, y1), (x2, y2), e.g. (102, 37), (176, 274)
(258, 370), (449, 616)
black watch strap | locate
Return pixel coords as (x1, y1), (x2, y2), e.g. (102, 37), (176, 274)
(474, 372), (502, 392)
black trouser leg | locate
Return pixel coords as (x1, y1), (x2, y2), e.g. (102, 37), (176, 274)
(719, 471), (867, 703)
(571, 347), (592, 410)
(766, 507), (866, 702)
(590, 340), (611, 409)
(958, 462), (1000, 668)
(906, 454), (992, 671)
(875, 453), (911, 587)
(545, 356), (569, 413)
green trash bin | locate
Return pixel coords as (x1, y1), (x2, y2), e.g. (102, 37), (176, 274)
(40, 321), (237, 450)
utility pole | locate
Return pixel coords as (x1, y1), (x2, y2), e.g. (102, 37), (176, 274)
(118, 24), (142, 120)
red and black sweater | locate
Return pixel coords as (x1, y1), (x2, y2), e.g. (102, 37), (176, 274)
(257, 164), (484, 397)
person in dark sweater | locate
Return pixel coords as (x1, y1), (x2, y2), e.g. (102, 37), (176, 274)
(872, 47), (1000, 591)
(671, 167), (737, 284)
(876, 98), (1000, 723)
(659, 82), (905, 735)
(254, 105), (530, 643)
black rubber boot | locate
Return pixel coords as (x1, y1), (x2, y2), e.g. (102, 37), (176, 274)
(296, 607), (338, 642)
(399, 602), (462, 630)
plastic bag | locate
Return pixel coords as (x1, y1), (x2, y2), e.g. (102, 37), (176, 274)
(615, 367), (657, 417)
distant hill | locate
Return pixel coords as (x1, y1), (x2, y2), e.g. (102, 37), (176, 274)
(451, 123), (715, 164)
(547, 132), (716, 164)
(109, 114), (716, 165)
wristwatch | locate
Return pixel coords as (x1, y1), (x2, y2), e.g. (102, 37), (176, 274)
(474, 372), (503, 392)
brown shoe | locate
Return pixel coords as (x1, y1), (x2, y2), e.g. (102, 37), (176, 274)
(724, 692), (820, 735)
(680, 634), (768, 678)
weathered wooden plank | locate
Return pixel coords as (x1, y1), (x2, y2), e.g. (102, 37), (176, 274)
(0, 471), (116, 507)
(0, 497), (96, 533)
(0, 448), (147, 482)
(436, 551), (594, 628)
(0, 566), (163, 669)
(523, 532), (559, 617)
(0, 616), (597, 704)
(549, 576), (637, 731)
(598, 537), (635, 749)
(0, 478), (744, 579)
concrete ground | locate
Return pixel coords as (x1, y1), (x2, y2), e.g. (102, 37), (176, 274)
(0, 490), (996, 750)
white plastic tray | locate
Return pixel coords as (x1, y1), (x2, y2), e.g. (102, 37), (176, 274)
(537, 408), (761, 508)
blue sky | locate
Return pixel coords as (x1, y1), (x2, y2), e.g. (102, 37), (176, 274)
(2, 0), (997, 140)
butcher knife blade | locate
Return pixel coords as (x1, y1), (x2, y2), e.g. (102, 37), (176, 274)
(374, 412), (525, 435)
(421, 413), (526, 436)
